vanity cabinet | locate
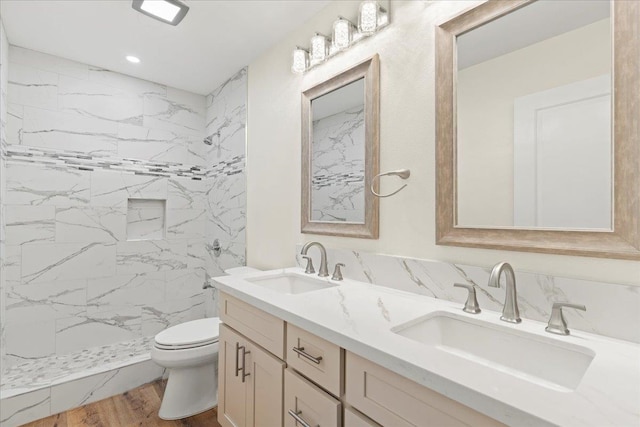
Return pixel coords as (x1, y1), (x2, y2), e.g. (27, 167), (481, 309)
(218, 291), (504, 427)
(218, 324), (285, 427)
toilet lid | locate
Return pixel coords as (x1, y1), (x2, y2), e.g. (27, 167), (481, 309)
(155, 318), (221, 349)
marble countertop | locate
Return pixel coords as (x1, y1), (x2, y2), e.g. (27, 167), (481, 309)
(213, 268), (640, 427)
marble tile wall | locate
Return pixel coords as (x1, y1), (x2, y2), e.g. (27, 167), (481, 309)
(203, 68), (247, 316)
(311, 105), (365, 222)
(0, 47), (246, 373)
(6, 46), (206, 165)
(295, 246), (640, 344)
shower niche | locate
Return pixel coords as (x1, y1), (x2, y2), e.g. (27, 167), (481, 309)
(126, 198), (167, 241)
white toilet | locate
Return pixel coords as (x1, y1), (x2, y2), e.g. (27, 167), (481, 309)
(150, 266), (261, 420)
(151, 317), (222, 420)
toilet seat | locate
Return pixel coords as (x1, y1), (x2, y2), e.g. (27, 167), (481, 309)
(154, 318), (221, 351)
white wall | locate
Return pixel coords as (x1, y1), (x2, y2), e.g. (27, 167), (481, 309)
(0, 15), (10, 375)
(457, 19), (611, 226)
(246, 1), (639, 286)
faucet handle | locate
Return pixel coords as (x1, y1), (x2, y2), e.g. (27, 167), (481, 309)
(545, 302), (586, 336)
(302, 255), (315, 274)
(453, 283), (481, 314)
(331, 263), (345, 281)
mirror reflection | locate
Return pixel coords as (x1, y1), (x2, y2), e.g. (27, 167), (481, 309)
(456, 0), (611, 230)
(310, 78), (365, 223)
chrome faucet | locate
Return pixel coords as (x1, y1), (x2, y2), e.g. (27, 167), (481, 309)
(300, 242), (329, 277)
(488, 262), (521, 323)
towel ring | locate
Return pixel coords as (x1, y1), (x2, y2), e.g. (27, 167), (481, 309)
(371, 169), (411, 198)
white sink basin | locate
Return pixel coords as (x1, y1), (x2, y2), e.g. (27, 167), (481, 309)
(245, 273), (338, 295)
(392, 311), (595, 391)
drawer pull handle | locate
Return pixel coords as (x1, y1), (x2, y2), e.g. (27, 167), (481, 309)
(241, 346), (251, 383)
(292, 346), (323, 364)
(235, 342), (242, 377)
(288, 410), (318, 427)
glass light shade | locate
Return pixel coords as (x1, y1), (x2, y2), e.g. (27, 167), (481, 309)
(292, 47), (309, 74)
(359, 1), (384, 34)
(333, 17), (354, 50)
(310, 33), (329, 62)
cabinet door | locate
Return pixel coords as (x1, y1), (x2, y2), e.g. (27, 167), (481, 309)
(246, 340), (286, 427)
(219, 324), (250, 427)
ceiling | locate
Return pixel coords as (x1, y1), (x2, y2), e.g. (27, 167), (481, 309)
(0, 0), (330, 95)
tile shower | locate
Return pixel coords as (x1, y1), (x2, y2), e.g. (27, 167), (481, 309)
(0, 41), (247, 425)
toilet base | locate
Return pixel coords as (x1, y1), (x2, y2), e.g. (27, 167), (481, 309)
(158, 362), (218, 420)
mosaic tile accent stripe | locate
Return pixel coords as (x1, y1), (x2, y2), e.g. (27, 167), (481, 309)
(312, 170), (364, 188)
(3, 145), (244, 180)
(205, 155), (245, 178)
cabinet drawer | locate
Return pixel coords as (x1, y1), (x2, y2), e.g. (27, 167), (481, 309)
(285, 369), (341, 427)
(286, 323), (343, 396)
(220, 292), (285, 359)
(344, 407), (380, 427)
(345, 352), (506, 427)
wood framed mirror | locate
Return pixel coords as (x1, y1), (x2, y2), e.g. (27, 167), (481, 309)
(435, 0), (639, 259)
(301, 55), (380, 238)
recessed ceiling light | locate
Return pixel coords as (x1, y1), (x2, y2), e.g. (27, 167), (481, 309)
(126, 55), (141, 63)
(132, 0), (189, 26)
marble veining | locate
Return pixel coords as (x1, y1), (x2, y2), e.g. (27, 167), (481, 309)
(126, 199), (165, 241)
(296, 246), (640, 343)
(311, 105), (365, 222)
(215, 269), (640, 427)
(0, 47), (247, 418)
(205, 68), (247, 163)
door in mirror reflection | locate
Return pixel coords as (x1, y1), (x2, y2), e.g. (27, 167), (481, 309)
(310, 78), (365, 223)
(456, 0), (612, 230)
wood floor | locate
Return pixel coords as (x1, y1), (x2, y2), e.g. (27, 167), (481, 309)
(20, 381), (222, 427)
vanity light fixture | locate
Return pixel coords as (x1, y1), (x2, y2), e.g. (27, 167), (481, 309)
(333, 17), (355, 51)
(359, 1), (387, 35)
(126, 55), (141, 63)
(132, 0), (189, 26)
(290, 0), (389, 74)
(310, 33), (330, 65)
(292, 47), (310, 74)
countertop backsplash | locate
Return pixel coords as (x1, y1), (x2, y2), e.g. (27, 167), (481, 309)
(295, 246), (640, 344)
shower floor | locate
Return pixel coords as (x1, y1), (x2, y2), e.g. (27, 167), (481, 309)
(1, 336), (154, 397)
(0, 337), (163, 427)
